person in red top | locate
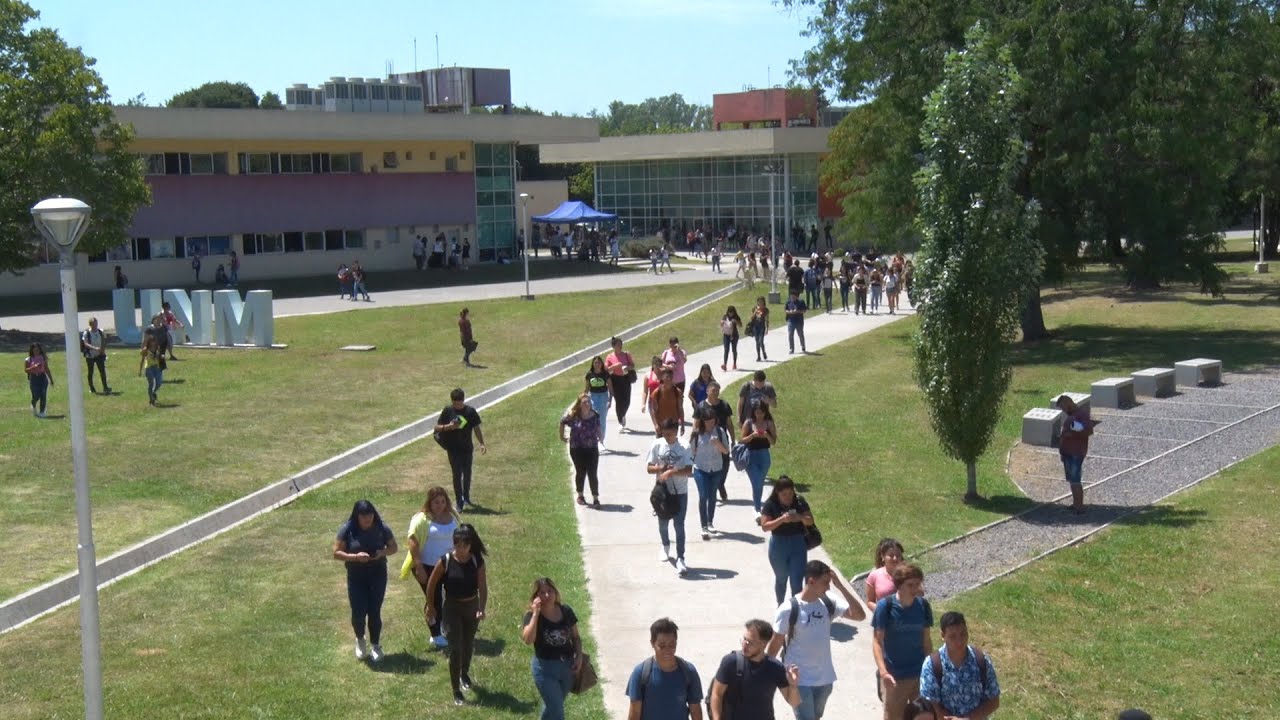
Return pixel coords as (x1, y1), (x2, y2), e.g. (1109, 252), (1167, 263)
(1056, 395), (1094, 514)
(648, 368), (684, 437)
(604, 336), (636, 429)
(24, 343), (54, 418)
(458, 308), (478, 367)
(161, 302), (182, 360)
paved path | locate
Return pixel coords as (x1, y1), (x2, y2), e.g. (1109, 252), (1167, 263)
(575, 304), (915, 720)
(0, 260), (731, 334)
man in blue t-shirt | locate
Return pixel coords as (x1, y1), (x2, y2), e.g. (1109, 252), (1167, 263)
(872, 562), (933, 720)
(784, 292), (808, 355)
(626, 617), (704, 720)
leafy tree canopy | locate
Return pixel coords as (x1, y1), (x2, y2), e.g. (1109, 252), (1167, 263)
(592, 93), (711, 136)
(258, 90), (283, 110)
(0, 0), (150, 272)
(167, 81), (260, 109)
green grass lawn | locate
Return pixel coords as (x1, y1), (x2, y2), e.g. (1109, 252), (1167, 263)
(942, 445), (1280, 719)
(0, 280), (733, 599)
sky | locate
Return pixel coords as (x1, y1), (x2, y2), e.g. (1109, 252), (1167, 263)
(31, 0), (822, 116)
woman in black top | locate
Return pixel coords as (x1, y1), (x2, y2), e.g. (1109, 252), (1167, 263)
(583, 355), (612, 444)
(760, 475), (813, 604)
(426, 523), (489, 706)
(332, 499), (398, 663)
(520, 577), (583, 720)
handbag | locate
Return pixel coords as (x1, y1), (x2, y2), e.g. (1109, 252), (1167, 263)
(803, 523), (823, 550)
(571, 653), (598, 694)
(625, 368), (638, 384)
(730, 442), (750, 472)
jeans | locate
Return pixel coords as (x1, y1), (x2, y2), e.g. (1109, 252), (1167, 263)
(29, 374), (48, 413)
(787, 323), (806, 352)
(1061, 453), (1084, 484)
(570, 446), (600, 497)
(346, 563), (387, 644)
(145, 366), (164, 400)
(745, 448), (771, 511)
(870, 285), (882, 312)
(768, 532), (809, 604)
(588, 391), (609, 439)
(693, 467), (719, 528)
(839, 285), (850, 311)
(657, 492), (689, 558)
(447, 447), (475, 504)
(711, 256), (721, 272)
(794, 683), (834, 720)
(722, 334), (738, 366)
(352, 280), (368, 299)
(805, 285), (819, 309)
(717, 458), (730, 498)
(87, 355), (108, 391)
(444, 596), (480, 691)
(855, 288), (867, 314)
(532, 656), (574, 720)
(753, 325), (767, 360)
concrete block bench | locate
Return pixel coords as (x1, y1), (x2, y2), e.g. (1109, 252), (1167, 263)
(1091, 377), (1136, 409)
(1048, 391), (1091, 415)
(1131, 367), (1175, 397)
(1175, 358), (1222, 387)
(1022, 408), (1064, 446)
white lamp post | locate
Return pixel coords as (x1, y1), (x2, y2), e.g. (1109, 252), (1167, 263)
(520, 192), (535, 299)
(30, 197), (103, 720)
(763, 168), (782, 304)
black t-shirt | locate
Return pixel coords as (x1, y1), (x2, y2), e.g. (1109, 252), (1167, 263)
(786, 265), (805, 292)
(586, 370), (610, 394)
(714, 652), (789, 720)
(438, 552), (484, 598)
(761, 496), (810, 537)
(698, 399), (734, 443)
(336, 520), (395, 569)
(438, 404), (482, 451)
(521, 604), (579, 661)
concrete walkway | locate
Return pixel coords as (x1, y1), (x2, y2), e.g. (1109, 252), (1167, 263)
(575, 303), (915, 720)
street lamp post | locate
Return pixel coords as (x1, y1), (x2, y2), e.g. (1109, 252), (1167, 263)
(764, 169), (781, 304)
(31, 197), (102, 720)
(520, 192), (535, 299)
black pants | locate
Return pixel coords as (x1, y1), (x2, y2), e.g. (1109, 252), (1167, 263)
(855, 288), (868, 314)
(86, 355), (108, 391)
(610, 375), (632, 422)
(346, 563), (387, 644)
(447, 447), (475, 504)
(722, 334), (739, 366)
(415, 565), (446, 637)
(823, 288), (833, 312)
(570, 446), (600, 497)
(444, 596), (480, 691)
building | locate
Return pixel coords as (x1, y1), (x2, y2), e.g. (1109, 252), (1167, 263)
(6, 101), (593, 295)
(540, 89), (845, 244)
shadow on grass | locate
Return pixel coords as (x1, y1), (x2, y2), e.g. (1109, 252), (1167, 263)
(459, 506), (508, 517)
(474, 637), (506, 657)
(469, 686), (537, 714)
(369, 651), (434, 675)
(964, 494), (1041, 517)
(1012, 503), (1208, 528)
(1014, 325), (1280, 372)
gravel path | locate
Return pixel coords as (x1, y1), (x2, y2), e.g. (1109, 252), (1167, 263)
(918, 370), (1280, 600)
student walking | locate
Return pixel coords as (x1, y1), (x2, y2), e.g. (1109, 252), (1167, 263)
(583, 356), (613, 443)
(697, 382), (736, 503)
(521, 577), (584, 720)
(425, 524), (489, 706)
(333, 499), (398, 663)
(458, 308), (478, 367)
(80, 318), (112, 394)
(350, 261), (371, 301)
(869, 267), (883, 314)
(434, 388), (487, 511)
(741, 400), (777, 519)
(784, 291), (808, 354)
(24, 343), (53, 417)
(865, 538), (905, 607)
(707, 619), (801, 720)
(561, 393), (603, 507)
(138, 335), (165, 406)
(605, 337), (636, 429)
(648, 368), (684, 438)
(625, 618), (704, 720)
(228, 250), (240, 286)
(720, 306), (742, 371)
(760, 476), (813, 604)
(161, 302), (182, 359)
(918, 611), (1002, 719)
(687, 364), (716, 421)
(747, 297), (771, 362)
(403, 487), (459, 650)
(690, 407), (730, 540)
(662, 336), (688, 394)
(853, 267), (868, 315)
(647, 419), (694, 576)
(821, 269), (835, 313)
(872, 563), (933, 720)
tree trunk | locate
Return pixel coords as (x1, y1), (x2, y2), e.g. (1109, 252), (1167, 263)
(964, 461), (980, 501)
(1020, 287), (1048, 342)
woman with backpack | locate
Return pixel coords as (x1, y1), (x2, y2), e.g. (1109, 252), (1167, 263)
(759, 475), (813, 604)
(740, 399), (777, 521)
(690, 407), (730, 541)
(425, 523), (489, 706)
(332, 499), (398, 663)
(521, 577), (584, 720)
(560, 393), (603, 507)
(719, 306), (742, 371)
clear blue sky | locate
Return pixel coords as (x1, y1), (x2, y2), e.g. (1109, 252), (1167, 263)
(33, 0), (822, 115)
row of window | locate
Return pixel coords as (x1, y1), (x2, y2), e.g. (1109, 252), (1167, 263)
(241, 230), (364, 254)
(143, 153), (229, 176)
(85, 230), (366, 263)
(238, 152), (364, 175)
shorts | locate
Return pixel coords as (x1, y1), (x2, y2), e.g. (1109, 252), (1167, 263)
(1061, 454), (1084, 484)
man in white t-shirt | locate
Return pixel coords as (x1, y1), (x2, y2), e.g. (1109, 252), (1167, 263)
(646, 418), (693, 576)
(766, 560), (867, 720)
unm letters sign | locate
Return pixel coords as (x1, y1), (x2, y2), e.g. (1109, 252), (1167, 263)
(113, 288), (274, 347)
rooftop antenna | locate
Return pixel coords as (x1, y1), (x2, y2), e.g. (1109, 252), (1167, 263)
(435, 33), (440, 67)
(768, 65), (771, 87)
(414, 37), (418, 71)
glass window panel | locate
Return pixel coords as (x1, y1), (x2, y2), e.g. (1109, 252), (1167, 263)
(305, 231), (325, 251)
(293, 154), (312, 173)
(284, 232), (304, 253)
(344, 230), (364, 249)
(475, 143), (493, 166)
(189, 154), (214, 174)
(491, 173), (513, 191)
(325, 230), (344, 251)
(492, 143), (512, 167)
(206, 236), (231, 255)
(248, 153), (270, 174)
(330, 153), (350, 173)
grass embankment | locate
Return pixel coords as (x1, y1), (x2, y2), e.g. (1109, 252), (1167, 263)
(0, 281), (729, 598)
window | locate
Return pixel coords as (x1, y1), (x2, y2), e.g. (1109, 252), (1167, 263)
(132, 237), (152, 260)
(280, 153), (313, 174)
(141, 153), (165, 175)
(305, 231), (324, 251)
(186, 153), (226, 175)
(242, 233), (283, 255)
(183, 236), (231, 257)
(344, 230), (364, 249)
(382, 152), (398, 169)
(324, 230), (344, 251)
(331, 153), (350, 173)
(238, 152), (271, 175)
(388, 86), (403, 101)
(406, 86), (422, 101)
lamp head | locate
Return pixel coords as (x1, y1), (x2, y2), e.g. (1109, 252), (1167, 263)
(31, 197), (92, 252)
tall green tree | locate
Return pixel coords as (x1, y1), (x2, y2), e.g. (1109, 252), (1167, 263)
(0, 0), (149, 272)
(593, 93), (711, 136)
(258, 90), (283, 110)
(913, 25), (1043, 500)
(167, 81), (259, 108)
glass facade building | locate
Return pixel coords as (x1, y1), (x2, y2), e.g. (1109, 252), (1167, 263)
(594, 154), (821, 239)
(474, 142), (518, 260)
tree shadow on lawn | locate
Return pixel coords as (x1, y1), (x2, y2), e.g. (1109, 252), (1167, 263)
(469, 686), (538, 714)
(1014, 325), (1280, 373)
(474, 636), (506, 657)
(1011, 503), (1208, 529)
(369, 651), (435, 675)
(1040, 281), (1280, 309)
(965, 494), (1039, 517)
(0, 329), (65, 353)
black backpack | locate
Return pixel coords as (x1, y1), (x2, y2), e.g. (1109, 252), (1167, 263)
(783, 595), (836, 661)
(638, 656), (696, 708)
(650, 480), (680, 520)
(705, 651), (746, 720)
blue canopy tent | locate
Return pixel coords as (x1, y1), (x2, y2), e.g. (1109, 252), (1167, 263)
(531, 201), (618, 223)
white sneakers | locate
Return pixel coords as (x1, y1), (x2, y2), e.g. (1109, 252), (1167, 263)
(676, 558), (689, 576)
(354, 637), (368, 660)
(702, 527), (711, 541)
(658, 545), (670, 562)
(369, 644), (384, 662)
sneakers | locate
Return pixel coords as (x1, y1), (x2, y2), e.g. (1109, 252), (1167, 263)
(592, 497), (601, 508)
(658, 545), (670, 562)
(707, 523), (716, 534)
(720, 364), (727, 371)
(354, 637), (368, 660)
(453, 690), (465, 706)
(619, 417), (627, 429)
(676, 558), (689, 576)
(460, 674), (473, 691)
(732, 363), (737, 370)
(369, 644), (384, 662)
(701, 527), (710, 541)
(754, 513), (762, 527)
(36, 410), (46, 418)
(431, 635), (449, 649)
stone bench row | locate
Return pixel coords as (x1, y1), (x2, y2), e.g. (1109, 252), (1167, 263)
(1021, 358), (1222, 446)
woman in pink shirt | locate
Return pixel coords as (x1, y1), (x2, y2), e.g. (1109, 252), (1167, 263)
(24, 343), (54, 418)
(865, 537), (905, 606)
(604, 336), (635, 429)
(661, 336), (687, 393)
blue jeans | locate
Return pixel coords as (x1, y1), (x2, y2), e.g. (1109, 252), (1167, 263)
(589, 392), (609, 439)
(870, 286), (882, 312)
(745, 448), (771, 512)
(657, 493), (688, 558)
(787, 323), (806, 352)
(145, 366), (164, 399)
(29, 374), (49, 413)
(793, 683), (834, 720)
(531, 656), (574, 720)
(768, 532), (808, 604)
(1061, 453), (1084, 484)
(693, 467), (719, 528)
(753, 325), (767, 359)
